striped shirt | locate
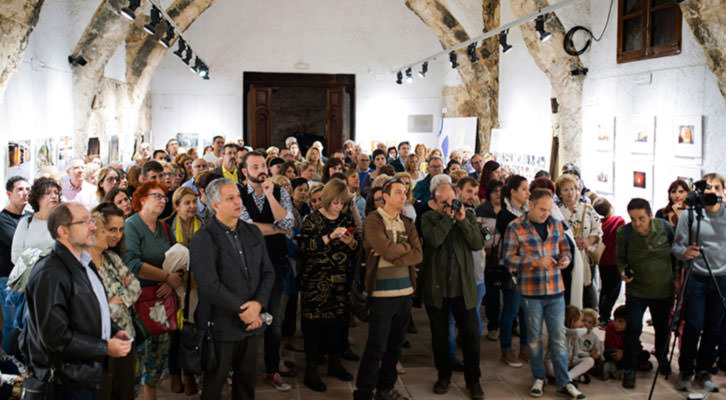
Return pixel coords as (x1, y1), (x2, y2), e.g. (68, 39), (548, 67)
(501, 214), (571, 297)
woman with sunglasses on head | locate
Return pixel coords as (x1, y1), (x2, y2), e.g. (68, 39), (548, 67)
(97, 167), (121, 203)
(124, 181), (179, 400)
(91, 203), (141, 400)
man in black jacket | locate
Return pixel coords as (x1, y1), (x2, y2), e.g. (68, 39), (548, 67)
(24, 202), (131, 399)
(190, 178), (275, 400)
(213, 143), (245, 186)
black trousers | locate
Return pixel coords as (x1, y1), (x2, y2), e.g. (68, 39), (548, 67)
(201, 336), (259, 400)
(598, 265), (622, 323)
(624, 295), (671, 370)
(264, 265), (285, 374)
(302, 316), (342, 364)
(425, 297), (481, 384)
(354, 296), (412, 400)
(99, 351), (136, 400)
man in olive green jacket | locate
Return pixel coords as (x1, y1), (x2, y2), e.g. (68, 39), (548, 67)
(420, 183), (485, 399)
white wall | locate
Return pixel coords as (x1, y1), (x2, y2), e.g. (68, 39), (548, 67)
(149, 0), (449, 154)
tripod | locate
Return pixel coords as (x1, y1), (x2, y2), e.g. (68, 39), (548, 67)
(648, 205), (726, 400)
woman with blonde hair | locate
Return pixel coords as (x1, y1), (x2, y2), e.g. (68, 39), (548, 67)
(404, 154), (422, 185)
(393, 171), (417, 220)
(97, 167), (121, 201)
(305, 146), (325, 181)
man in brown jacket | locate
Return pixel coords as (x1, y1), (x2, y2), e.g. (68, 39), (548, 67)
(354, 178), (423, 400)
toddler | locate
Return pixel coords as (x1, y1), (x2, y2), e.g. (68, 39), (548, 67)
(580, 308), (605, 379)
(603, 305), (651, 378)
(546, 305), (595, 383)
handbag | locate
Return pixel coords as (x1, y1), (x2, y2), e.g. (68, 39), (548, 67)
(578, 205), (605, 265)
(20, 369), (55, 400)
(178, 270), (216, 374)
(130, 308), (150, 344)
(349, 251), (370, 323)
(132, 286), (178, 336)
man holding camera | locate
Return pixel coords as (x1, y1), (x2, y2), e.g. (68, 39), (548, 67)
(420, 182), (485, 399)
(673, 173), (726, 393)
(616, 198), (675, 389)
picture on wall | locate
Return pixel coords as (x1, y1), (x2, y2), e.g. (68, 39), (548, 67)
(57, 136), (73, 171)
(593, 117), (615, 153)
(590, 156), (614, 195)
(177, 132), (199, 148)
(633, 171), (647, 189)
(620, 115), (655, 156)
(88, 137), (100, 156)
(629, 160), (654, 203)
(673, 115), (702, 159)
(108, 135), (120, 164)
(670, 164), (702, 190)
(7, 140), (32, 180)
(35, 138), (56, 170)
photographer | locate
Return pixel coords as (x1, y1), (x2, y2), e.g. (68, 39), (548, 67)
(420, 182), (485, 399)
(673, 173), (726, 393)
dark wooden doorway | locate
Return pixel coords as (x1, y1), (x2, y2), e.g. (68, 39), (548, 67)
(243, 72), (355, 156)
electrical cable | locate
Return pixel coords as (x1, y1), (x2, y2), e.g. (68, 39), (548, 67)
(563, 0), (614, 56)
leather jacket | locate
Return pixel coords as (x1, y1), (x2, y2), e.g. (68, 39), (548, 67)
(22, 241), (119, 389)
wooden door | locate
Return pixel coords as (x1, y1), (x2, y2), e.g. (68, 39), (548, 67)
(326, 86), (344, 154)
(248, 85), (272, 149)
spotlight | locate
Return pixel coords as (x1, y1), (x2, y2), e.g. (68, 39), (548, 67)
(571, 67), (589, 76)
(405, 68), (413, 83)
(418, 61), (428, 78)
(159, 21), (174, 48)
(143, 5), (161, 35)
(183, 47), (193, 65)
(173, 38), (186, 58)
(449, 51), (459, 69)
(536, 14), (552, 42)
(499, 29), (513, 53)
(467, 42), (479, 63)
(199, 63), (209, 80)
(119, 0), (140, 20)
(396, 71), (403, 85)
(67, 55), (87, 66)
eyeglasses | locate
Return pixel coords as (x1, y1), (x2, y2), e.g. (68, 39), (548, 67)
(105, 177), (119, 183)
(373, 197), (384, 203)
(68, 218), (96, 227)
(147, 193), (168, 201)
(161, 173), (173, 178)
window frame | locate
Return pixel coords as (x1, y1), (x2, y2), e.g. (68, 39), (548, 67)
(616, 0), (682, 64)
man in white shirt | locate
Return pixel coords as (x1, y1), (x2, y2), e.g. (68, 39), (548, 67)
(203, 135), (225, 166)
(61, 159), (98, 210)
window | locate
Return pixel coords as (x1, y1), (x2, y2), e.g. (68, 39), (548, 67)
(617, 0), (682, 63)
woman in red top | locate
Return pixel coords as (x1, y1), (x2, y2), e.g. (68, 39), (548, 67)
(593, 197), (625, 326)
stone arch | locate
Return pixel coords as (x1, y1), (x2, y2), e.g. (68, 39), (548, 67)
(681, 0), (726, 100)
(0, 0), (46, 103)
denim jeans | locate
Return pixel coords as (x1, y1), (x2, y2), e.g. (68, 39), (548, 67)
(500, 287), (527, 353)
(624, 295), (671, 370)
(521, 294), (570, 388)
(448, 283), (485, 358)
(678, 274), (726, 376)
(0, 278), (15, 353)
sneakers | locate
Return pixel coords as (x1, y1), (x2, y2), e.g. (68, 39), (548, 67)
(265, 372), (292, 391)
(694, 370), (720, 392)
(486, 329), (499, 341)
(558, 382), (586, 399)
(501, 351), (523, 368)
(375, 388), (409, 400)
(676, 372), (692, 392)
(622, 369), (636, 389)
(529, 378), (545, 398)
(433, 378), (450, 394)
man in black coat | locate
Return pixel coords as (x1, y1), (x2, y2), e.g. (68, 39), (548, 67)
(23, 203), (131, 399)
(190, 177), (275, 400)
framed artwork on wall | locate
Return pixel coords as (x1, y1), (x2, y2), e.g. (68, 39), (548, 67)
(590, 154), (615, 195)
(620, 115), (655, 156)
(670, 164), (702, 190)
(629, 160), (654, 203)
(673, 115), (702, 159)
(593, 117), (615, 153)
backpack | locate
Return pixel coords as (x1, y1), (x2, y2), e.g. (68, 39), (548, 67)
(622, 217), (674, 266)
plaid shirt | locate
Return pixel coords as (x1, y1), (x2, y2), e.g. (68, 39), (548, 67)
(501, 214), (571, 297)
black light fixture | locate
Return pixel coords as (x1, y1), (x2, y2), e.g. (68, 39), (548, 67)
(173, 37), (186, 58)
(192, 58), (209, 80)
(536, 14), (552, 42)
(405, 68), (413, 83)
(159, 21), (174, 48)
(499, 29), (513, 53)
(467, 42), (480, 63)
(418, 61), (428, 78)
(120, 0), (140, 20)
(182, 47), (193, 65)
(396, 71), (403, 85)
(449, 51), (459, 69)
(143, 5), (161, 34)
(67, 55), (87, 66)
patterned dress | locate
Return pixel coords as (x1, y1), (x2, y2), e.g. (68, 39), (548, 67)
(95, 250), (142, 337)
(298, 211), (358, 320)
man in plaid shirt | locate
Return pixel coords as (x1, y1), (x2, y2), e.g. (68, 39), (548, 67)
(501, 188), (585, 399)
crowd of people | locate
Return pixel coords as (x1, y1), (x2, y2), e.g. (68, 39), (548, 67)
(0, 135), (725, 400)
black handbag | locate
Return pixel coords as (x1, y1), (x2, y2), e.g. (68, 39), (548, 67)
(178, 271), (216, 374)
(20, 370), (55, 400)
(130, 309), (150, 345)
(349, 251), (370, 322)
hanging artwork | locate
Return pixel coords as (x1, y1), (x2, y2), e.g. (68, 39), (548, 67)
(673, 115), (702, 159)
(629, 160), (654, 203)
(7, 140), (32, 179)
(619, 115), (655, 156)
(177, 132), (199, 148)
(593, 117), (615, 153)
(590, 154), (614, 195)
(108, 135), (120, 164)
(35, 138), (56, 170)
(670, 164), (702, 190)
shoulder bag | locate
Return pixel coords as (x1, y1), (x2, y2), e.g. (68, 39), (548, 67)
(581, 206), (606, 265)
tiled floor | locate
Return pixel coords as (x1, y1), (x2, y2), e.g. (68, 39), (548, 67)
(151, 306), (726, 399)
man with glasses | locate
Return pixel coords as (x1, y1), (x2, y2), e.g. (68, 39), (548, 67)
(357, 154), (372, 192)
(355, 179), (422, 400)
(61, 159), (97, 210)
(183, 158), (211, 215)
(214, 143), (245, 186)
(24, 203), (132, 398)
(165, 138), (179, 161)
(413, 156), (444, 203)
(469, 154), (484, 180)
(204, 135), (226, 166)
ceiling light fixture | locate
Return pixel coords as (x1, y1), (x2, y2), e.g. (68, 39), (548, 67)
(449, 51), (459, 69)
(405, 68), (413, 83)
(396, 71), (403, 85)
(119, 0), (140, 20)
(173, 37), (186, 58)
(67, 55), (87, 66)
(182, 47), (193, 65)
(418, 61), (428, 78)
(536, 14), (552, 42)
(143, 5), (161, 34)
(499, 29), (513, 53)
(467, 42), (480, 63)
(159, 21), (174, 47)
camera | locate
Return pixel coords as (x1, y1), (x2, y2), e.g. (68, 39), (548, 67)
(624, 268), (635, 279)
(480, 226), (492, 241)
(684, 180), (722, 208)
(450, 199), (462, 211)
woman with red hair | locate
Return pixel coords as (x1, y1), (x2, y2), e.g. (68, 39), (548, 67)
(124, 181), (180, 400)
